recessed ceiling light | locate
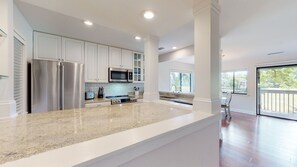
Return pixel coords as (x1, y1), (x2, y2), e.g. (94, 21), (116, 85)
(143, 10), (155, 19)
(135, 36), (141, 40)
(84, 20), (93, 26)
(172, 47), (177, 50)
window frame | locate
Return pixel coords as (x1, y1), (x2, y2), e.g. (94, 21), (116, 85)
(222, 69), (248, 95)
(170, 71), (192, 93)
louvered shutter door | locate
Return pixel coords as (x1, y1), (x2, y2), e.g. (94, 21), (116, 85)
(14, 37), (24, 113)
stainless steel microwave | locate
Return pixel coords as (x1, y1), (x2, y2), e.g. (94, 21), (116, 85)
(109, 68), (133, 83)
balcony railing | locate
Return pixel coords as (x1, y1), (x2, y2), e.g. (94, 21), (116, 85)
(260, 88), (297, 114)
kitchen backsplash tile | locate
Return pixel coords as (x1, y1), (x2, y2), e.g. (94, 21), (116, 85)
(86, 83), (144, 97)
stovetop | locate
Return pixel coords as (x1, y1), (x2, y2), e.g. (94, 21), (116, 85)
(106, 95), (137, 105)
(106, 95), (130, 99)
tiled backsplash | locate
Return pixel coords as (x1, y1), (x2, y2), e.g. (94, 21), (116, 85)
(86, 83), (144, 97)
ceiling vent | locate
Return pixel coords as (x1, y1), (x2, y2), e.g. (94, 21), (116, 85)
(158, 47), (165, 51)
(267, 51), (284, 56)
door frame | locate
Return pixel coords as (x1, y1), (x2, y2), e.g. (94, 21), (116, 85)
(256, 64), (297, 120)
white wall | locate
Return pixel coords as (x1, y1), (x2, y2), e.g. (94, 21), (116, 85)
(222, 54), (297, 115)
(159, 61), (195, 93)
(0, 0), (16, 118)
(159, 45), (194, 62)
(13, 4), (33, 114)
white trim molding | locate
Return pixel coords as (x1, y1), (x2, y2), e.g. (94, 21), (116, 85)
(0, 100), (17, 118)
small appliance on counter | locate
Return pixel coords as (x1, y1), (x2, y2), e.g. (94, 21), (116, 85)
(85, 91), (95, 100)
(98, 87), (104, 98)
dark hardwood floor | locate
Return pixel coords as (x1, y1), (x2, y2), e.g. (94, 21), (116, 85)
(220, 112), (297, 167)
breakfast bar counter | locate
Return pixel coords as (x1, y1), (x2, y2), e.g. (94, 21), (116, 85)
(1, 101), (220, 167)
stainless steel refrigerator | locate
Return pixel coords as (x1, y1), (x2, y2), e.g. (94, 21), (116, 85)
(32, 59), (85, 113)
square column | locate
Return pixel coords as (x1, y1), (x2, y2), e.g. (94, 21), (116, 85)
(193, 0), (221, 114)
(143, 35), (160, 101)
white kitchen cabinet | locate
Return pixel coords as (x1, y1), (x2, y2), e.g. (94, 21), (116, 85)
(133, 52), (145, 83)
(34, 32), (62, 61)
(97, 45), (109, 82)
(121, 49), (133, 69)
(62, 37), (84, 63)
(109, 47), (133, 69)
(109, 47), (122, 68)
(85, 42), (109, 83)
(34, 32), (84, 63)
(85, 42), (98, 82)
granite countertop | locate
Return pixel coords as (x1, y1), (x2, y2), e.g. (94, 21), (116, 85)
(0, 102), (191, 165)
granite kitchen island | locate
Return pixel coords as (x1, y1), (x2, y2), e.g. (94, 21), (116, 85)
(1, 101), (220, 167)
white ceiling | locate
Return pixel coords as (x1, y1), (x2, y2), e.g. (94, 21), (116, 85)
(16, 0), (194, 54)
(16, 0), (297, 60)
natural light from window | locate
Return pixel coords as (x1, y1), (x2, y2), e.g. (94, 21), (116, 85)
(222, 70), (248, 94)
(170, 72), (192, 93)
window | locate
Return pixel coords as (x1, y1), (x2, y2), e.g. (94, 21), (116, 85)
(170, 72), (192, 93)
(222, 70), (248, 94)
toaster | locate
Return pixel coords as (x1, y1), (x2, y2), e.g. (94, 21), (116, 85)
(85, 91), (95, 100)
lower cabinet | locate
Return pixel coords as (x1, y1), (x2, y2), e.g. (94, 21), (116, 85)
(85, 42), (109, 83)
(85, 102), (111, 108)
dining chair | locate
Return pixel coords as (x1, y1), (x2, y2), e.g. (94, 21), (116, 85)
(221, 92), (232, 118)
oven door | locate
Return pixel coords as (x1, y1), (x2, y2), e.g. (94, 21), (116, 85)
(109, 68), (128, 82)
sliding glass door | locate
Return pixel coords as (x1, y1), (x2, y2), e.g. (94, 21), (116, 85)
(257, 65), (297, 120)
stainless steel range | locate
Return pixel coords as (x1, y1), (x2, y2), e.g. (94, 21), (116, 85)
(106, 95), (137, 105)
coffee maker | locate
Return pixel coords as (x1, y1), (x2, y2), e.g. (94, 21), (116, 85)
(98, 87), (104, 98)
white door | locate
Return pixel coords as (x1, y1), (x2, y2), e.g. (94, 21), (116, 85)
(85, 42), (98, 82)
(98, 45), (109, 83)
(121, 49), (133, 69)
(34, 32), (62, 60)
(62, 37), (84, 63)
(109, 47), (122, 68)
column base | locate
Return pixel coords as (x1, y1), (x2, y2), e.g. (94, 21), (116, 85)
(143, 92), (160, 102)
(0, 100), (16, 118)
(193, 97), (221, 114)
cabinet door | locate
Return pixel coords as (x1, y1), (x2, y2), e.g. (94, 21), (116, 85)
(85, 42), (98, 82)
(98, 45), (109, 83)
(62, 37), (84, 63)
(109, 47), (122, 68)
(34, 32), (62, 60)
(133, 52), (145, 83)
(121, 49), (133, 69)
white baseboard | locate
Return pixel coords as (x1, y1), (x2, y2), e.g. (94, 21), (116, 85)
(231, 108), (256, 115)
(0, 100), (17, 118)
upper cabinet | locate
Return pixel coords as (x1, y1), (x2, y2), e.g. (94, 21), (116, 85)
(97, 45), (109, 82)
(109, 47), (122, 68)
(121, 49), (133, 69)
(133, 52), (145, 83)
(85, 42), (98, 82)
(34, 32), (62, 61)
(34, 32), (84, 63)
(109, 47), (133, 69)
(62, 37), (84, 63)
(85, 42), (109, 83)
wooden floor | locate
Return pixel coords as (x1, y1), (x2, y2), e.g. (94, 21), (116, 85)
(220, 112), (297, 167)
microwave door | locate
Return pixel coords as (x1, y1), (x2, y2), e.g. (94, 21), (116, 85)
(109, 68), (128, 82)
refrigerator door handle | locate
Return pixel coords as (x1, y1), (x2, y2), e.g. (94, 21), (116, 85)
(57, 62), (61, 110)
(61, 63), (65, 110)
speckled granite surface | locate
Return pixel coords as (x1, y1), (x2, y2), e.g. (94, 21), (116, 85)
(0, 102), (191, 164)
